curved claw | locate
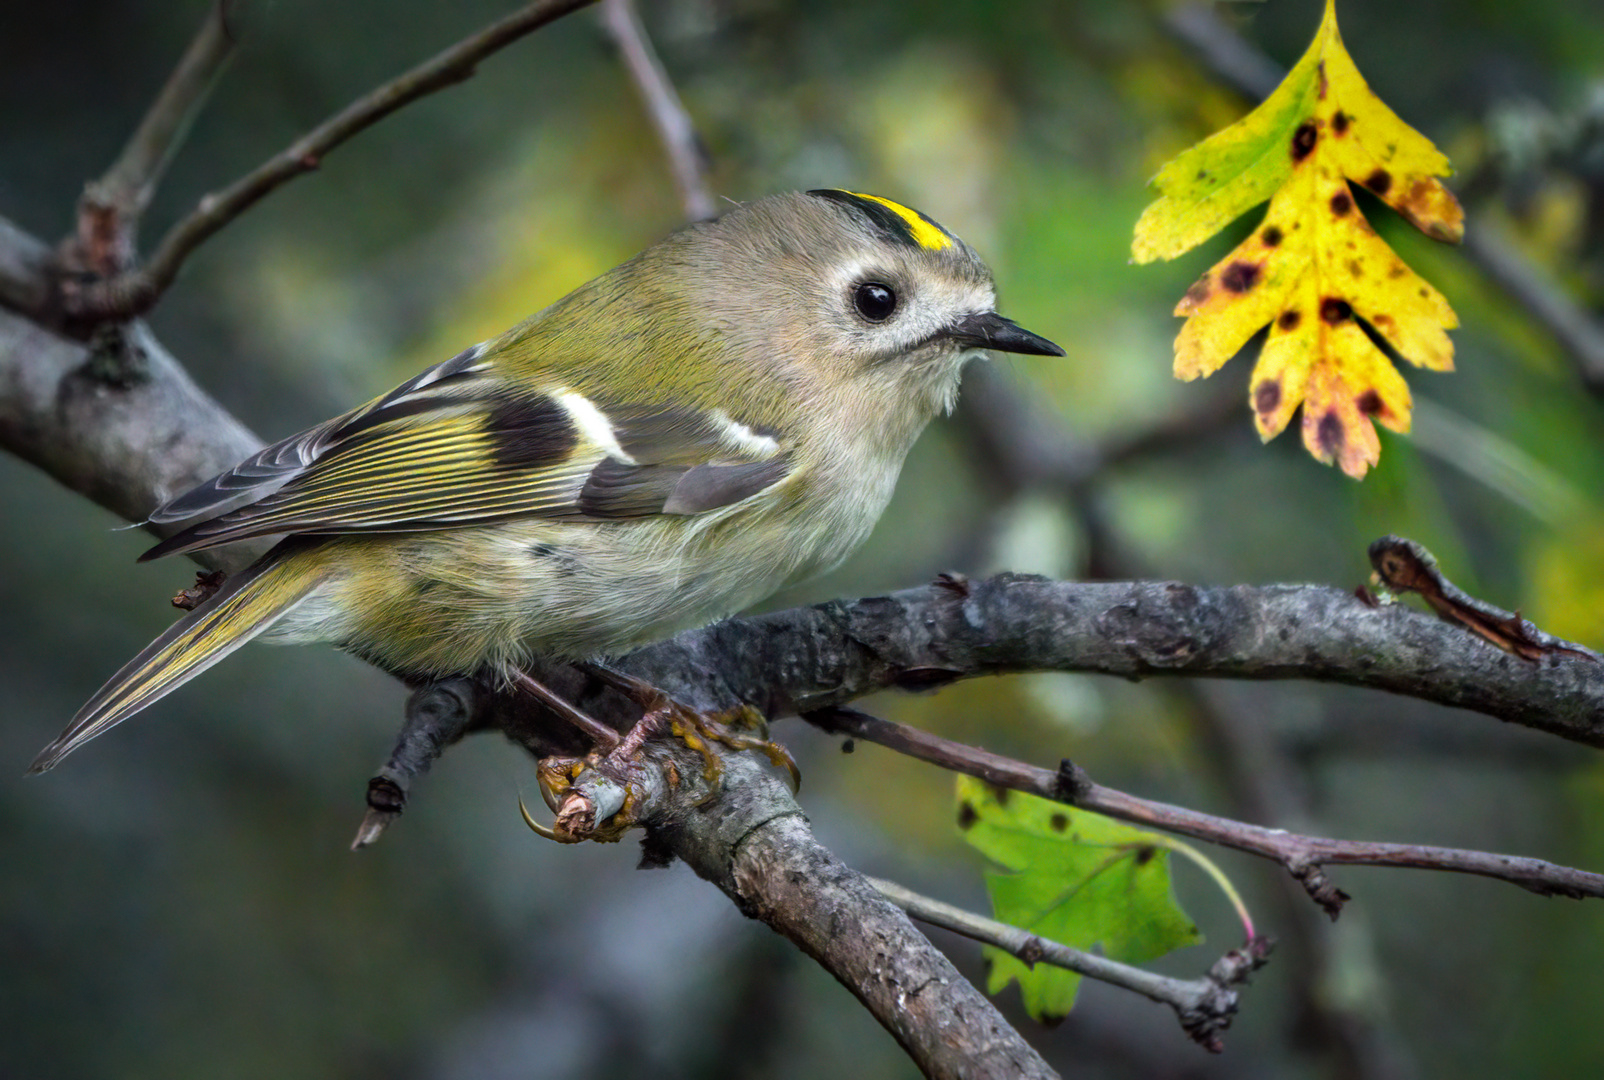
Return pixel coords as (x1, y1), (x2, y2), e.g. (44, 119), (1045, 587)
(770, 741), (802, 795)
(518, 793), (582, 844)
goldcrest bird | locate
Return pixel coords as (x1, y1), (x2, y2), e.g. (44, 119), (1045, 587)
(30, 189), (1062, 774)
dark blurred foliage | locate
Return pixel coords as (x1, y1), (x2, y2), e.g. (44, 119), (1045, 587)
(4, 1), (1604, 1078)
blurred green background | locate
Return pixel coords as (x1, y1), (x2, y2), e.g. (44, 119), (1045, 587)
(4, 1), (1604, 1077)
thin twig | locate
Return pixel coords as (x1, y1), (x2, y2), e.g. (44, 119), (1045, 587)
(869, 876), (1269, 1053)
(61, 0), (597, 323)
(88, 1), (241, 232)
(1460, 224), (1604, 391)
(809, 707), (1604, 914)
(601, 0), (717, 221)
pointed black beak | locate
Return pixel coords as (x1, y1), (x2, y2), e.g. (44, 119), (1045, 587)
(946, 312), (1064, 356)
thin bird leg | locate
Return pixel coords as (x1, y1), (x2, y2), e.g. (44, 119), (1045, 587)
(511, 670), (622, 752)
(577, 662), (800, 792)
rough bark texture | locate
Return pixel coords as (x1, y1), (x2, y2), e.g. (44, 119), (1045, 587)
(661, 756), (1060, 1080)
(0, 307), (262, 568)
(609, 575), (1604, 748)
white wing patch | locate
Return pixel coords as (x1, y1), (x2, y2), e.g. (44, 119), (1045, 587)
(708, 409), (783, 458)
(558, 390), (636, 464)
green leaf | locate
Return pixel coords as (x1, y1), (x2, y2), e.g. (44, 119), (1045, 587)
(956, 775), (1202, 1021)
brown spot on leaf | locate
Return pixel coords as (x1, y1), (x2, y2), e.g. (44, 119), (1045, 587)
(1291, 122), (1318, 161)
(1220, 261), (1261, 293)
(1050, 813), (1068, 832)
(1332, 110), (1350, 135)
(1277, 309), (1301, 331)
(1347, 258), (1363, 277)
(1371, 313), (1394, 329)
(1254, 379), (1282, 415)
(1134, 845), (1157, 866)
(1364, 168), (1393, 195)
(1184, 274), (1212, 304)
(1261, 225), (1283, 247)
(1330, 191), (1353, 216)
(1356, 390), (1383, 415)
(957, 801), (978, 830)
(1320, 297), (1353, 324)
(1317, 411), (1345, 456)
(1317, 61), (1328, 98)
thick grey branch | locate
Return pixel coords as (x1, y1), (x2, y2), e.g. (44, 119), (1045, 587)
(669, 756), (1058, 1080)
(480, 682), (1062, 1080)
(613, 574), (1604, 749)
(0, 307), (263, 567)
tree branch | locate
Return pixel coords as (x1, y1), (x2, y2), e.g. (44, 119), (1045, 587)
(0, 306), (263, 565)
(808, 707), (1604, 913)
(605, 573), (1604, 749)
(56, 0), (597, 325)
(869, 876), (1271, 1053)
(601, 0), (717, 222)
(1459, 223), (1604, 392)
(430, 681), (1062, 1079)
(680, 763), (1058, 1080)
(83, 0), (241, 248)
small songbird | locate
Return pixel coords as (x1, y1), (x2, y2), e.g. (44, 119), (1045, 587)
(30, 190), (1061, 774)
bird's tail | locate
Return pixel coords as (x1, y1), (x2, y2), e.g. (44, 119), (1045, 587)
(29, 546), (329, 774)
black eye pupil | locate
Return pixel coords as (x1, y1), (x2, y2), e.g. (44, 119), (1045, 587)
(854, 282), (897, 322)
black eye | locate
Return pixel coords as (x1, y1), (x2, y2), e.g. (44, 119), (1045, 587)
(853, 282), (897, 322)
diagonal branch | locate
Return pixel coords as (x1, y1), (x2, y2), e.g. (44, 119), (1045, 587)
(0, 306), (264, 560)
(85, 1), (242, 244)
(869, 876), (1272, 1054)
(807, 707), (1604, 913)
(601, 0), (717, 221)
(58, 0), (598, 325)
(477, 684), (1063, 1080)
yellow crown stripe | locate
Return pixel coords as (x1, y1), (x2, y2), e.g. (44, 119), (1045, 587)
(847, 191), (955, 251)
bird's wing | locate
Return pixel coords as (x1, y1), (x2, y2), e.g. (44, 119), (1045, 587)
(141, 345), (792, 561)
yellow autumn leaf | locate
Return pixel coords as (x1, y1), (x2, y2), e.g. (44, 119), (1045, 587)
(1133, 0), (1463, 478)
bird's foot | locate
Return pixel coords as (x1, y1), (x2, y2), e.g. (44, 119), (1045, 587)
(519, 667), (799, 844)
(579, 663), (799, 793)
